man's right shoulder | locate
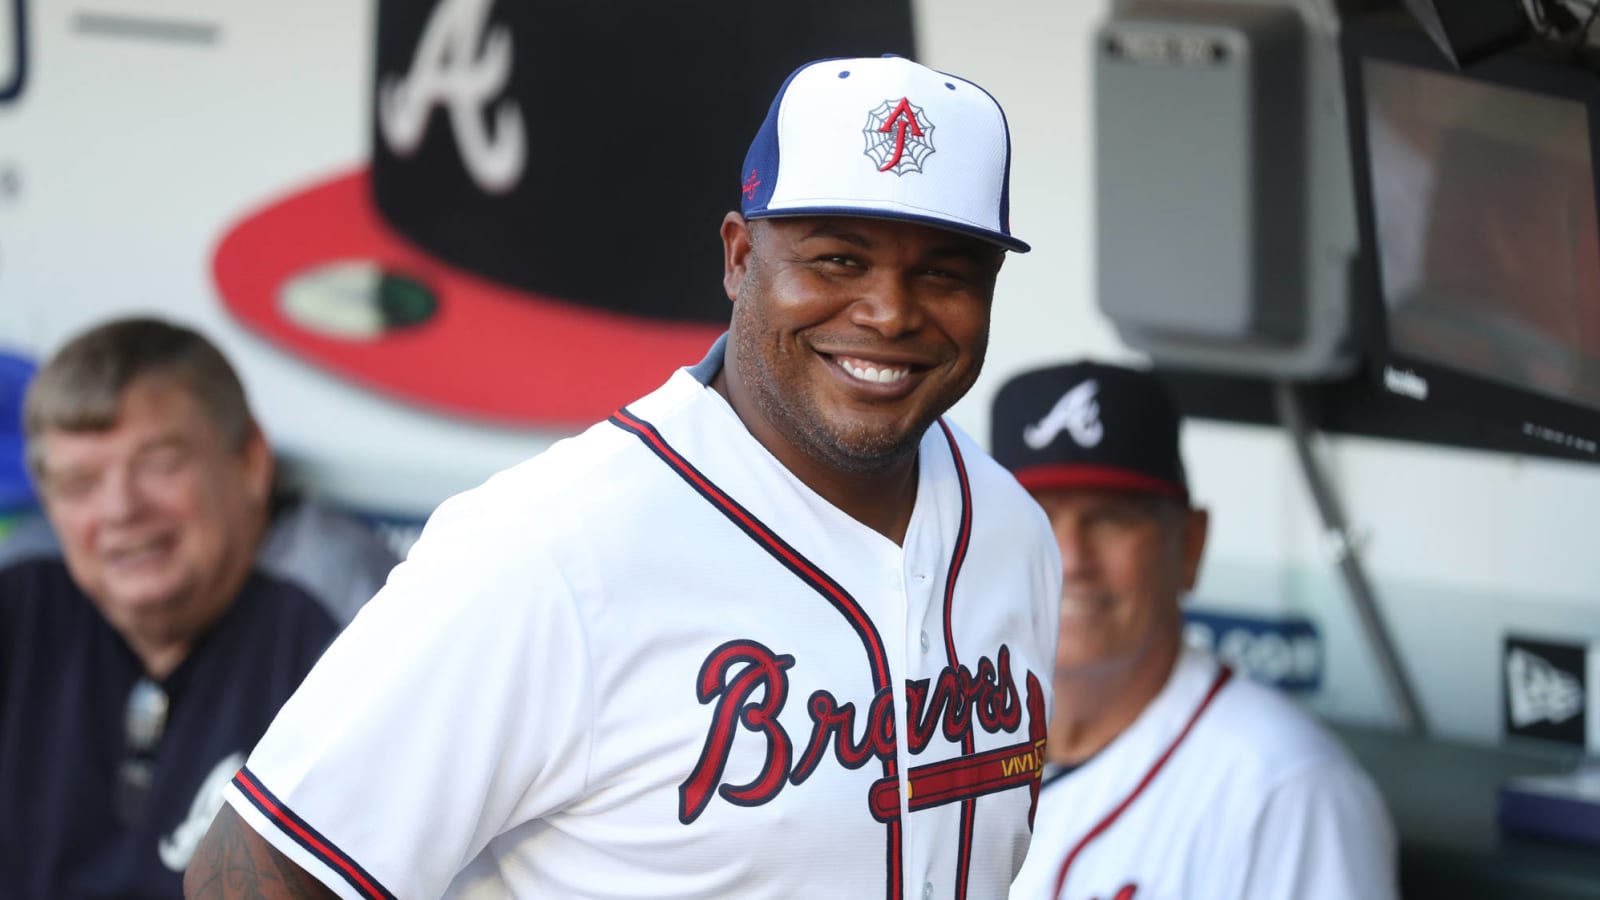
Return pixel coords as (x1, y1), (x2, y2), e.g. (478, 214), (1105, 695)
(0, 554), (93, 633)
(0, 553), (74, 591)
(472, 395), (713, 514)
(412, 409), (695, 553)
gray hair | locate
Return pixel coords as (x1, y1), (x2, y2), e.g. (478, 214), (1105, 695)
(24, 317), (255, 478)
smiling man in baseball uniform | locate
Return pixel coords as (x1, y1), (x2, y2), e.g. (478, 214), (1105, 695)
(997, 361), (1398, 900)
(183, 54), (1060, 900)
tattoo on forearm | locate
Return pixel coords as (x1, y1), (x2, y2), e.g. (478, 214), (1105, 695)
(186, 807), (335, 899)
(271, 852), (329, 895)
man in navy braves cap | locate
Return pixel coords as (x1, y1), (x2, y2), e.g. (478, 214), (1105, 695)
(997, 361), (1398, 900)
(188, 53), (1061, 900)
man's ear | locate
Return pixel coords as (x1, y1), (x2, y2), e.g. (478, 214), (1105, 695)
(240, 423), (274, 508)
(721, 212), (753, 303)
(1179, 506), (1209, 593)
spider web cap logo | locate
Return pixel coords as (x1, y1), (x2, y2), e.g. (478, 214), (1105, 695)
(862, 97), (935, 176)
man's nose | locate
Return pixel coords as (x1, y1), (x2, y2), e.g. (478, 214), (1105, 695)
(1054, 518), (1096, 579)
(96, 467), (145, 522)
(847, 274), (925, 338)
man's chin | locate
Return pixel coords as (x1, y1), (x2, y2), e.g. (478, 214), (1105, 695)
(823, 415), (932, 468)
(1058, 599), (1114, 624)
(98, 585), (189, 626)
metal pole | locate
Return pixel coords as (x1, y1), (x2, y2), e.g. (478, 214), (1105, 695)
(1273, 380), (1427, 735)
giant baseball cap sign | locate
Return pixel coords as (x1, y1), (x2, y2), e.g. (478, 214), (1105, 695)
(214, 0), (913, 425)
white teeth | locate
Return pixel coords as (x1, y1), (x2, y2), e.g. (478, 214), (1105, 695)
(110, 538), (166, 563)
(837, 358), (909, 384)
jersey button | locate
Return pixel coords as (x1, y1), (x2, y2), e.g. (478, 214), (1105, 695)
(922, 881), (933, 899)
(920, 630), (931, 653)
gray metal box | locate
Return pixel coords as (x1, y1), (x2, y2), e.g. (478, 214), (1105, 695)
(1095, 0), (1358, 378)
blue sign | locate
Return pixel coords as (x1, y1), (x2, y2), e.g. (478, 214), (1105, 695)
(1182, 608), (1322, 692)
(0, 350), (36, 512)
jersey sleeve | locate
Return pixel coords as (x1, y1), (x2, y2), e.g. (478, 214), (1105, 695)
(223, 484), (597, 900)
(1237, 759), (1400, 900)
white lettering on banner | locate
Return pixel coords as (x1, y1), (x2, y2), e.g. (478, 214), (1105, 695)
(1183, 622), (1321, 686)
(378, 0), (526, 194)
(1024, 379), (1104, 450)
(160, 752), (246, 871)
(1382, 365), (1429, 401)
(1507, 648), (1584, 728)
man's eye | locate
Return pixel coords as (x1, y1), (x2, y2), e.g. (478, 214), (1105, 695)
(49, 474), (97, 501)
(1087, 507), (1143, 530)
(138, 446), (191, 477)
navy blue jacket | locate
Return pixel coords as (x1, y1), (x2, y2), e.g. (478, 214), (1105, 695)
(1, 559), (344, 899)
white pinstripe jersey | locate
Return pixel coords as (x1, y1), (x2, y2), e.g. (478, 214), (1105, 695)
(1010, 648), (1398, 900)
(225, 343), (1061, 899)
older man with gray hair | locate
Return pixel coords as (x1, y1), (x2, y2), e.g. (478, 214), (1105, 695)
(0, 317), (399, 900)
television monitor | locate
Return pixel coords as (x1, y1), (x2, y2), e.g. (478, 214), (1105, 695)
(1344, 16), (1600, 457)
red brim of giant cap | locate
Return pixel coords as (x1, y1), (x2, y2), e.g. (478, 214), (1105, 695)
(213, 170), (728, 427)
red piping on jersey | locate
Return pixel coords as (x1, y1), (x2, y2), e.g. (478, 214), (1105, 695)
(1050, 666), (1234, 899)
(233, 767), (397, 900)
(935, 419), (978, 900)
(611, 406), (923, 900)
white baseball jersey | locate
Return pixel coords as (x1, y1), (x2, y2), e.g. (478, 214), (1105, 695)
(1010, 647), (1398, 900)
(224, 339), (1062, 900)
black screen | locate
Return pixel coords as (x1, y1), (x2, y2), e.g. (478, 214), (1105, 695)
(1362, 58), (1600, 411)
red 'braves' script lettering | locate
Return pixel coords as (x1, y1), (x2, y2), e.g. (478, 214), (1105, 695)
(679, 641), (1035, 823)
(791, 687), (898, 783)
(905, 645), (1022, 753)
(1093, 886), (1138, 900)
(678, 639), (795, 824)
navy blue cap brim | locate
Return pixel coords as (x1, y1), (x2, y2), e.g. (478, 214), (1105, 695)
(745, 206), (1030, 253)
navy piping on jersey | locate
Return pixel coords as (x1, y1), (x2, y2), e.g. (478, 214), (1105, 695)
(1050, 666), (1235, 899)
(610, 404), (980, 900)
(233, 767), (397, 900)
(1039, 760), (1087, 792)
(934, 417), (979, 900)
(609, 407), (897, 693)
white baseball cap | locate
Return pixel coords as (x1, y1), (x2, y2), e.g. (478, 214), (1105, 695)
(739, 55), (1029, 253)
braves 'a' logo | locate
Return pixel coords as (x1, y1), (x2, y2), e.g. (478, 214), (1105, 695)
(379, 0), (526, 194)
(863, 97), (935, 175)
(1024, 379), (1103, 450)
(679, 639), (1045, 824)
